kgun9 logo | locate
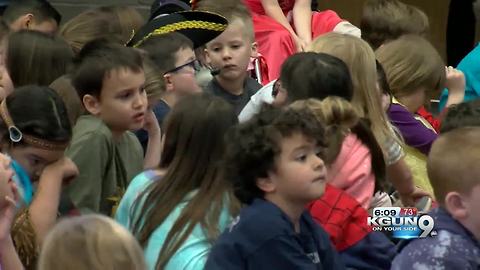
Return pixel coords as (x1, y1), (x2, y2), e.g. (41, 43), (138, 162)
(367, 207), (436, 239)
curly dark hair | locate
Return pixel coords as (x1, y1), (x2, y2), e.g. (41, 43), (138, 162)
(224, 104), (327, 205)
(440, 99), (480, 133)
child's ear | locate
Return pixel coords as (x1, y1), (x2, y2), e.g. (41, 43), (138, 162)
(250, 42), (258, 58)
(163, 73), (175, 92)
(445, 192), (468, 220)
(82, 94), (101, 115)
(256, 175), (276, 193)
(203, 48), (212, 66)
(22, 14), (34, 29)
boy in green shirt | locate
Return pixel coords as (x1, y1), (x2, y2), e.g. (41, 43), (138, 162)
(65, 39), (155, 215)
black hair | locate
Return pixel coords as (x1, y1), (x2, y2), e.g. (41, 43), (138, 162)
(0, 85), (71, 145)
(3, 0), (61, 25)
(71, 38), (143, 99)
(376, 59), (392, 96)
(440, 99), (480, 133)
(280, 52), (354, 102)
(224, 105), (326, 204)
(139, 32), (193, 73)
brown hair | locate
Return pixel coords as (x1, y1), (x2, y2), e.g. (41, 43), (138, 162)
(361, 0), (429, 49)
(290, 97), (387, 192)
(308, 33), (394, 149)
(38, 214), (146, 270)
(6, 30), (73, 87)
(375, 34), (446, 98)
(131, 94), (240, 269)
(60, 5), (142, 55)
(195, 0), (254, 41)
(428, 127), (480, 206)
(142, 57), (165, 105)
(49, 75), (84, 126)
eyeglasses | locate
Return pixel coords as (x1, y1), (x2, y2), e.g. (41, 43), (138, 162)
(164, 59), (202, 75)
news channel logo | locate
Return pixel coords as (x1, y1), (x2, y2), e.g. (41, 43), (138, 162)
(367, 207), (437, 239)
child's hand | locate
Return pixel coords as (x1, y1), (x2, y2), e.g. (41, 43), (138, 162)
(399, 187), (431, 207)
(445, 66), (465, 94)
(292, 35), (308, 52)
(42, 157), (79, 186)
(0, 183), (18, 244)
(143, 109), (161, 137)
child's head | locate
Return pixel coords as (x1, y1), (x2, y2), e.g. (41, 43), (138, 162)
(440, 100), (480, 133)
(139, 33), (201, 96)
(6, 30), (73, 88)
(97, 5), (145, 44)
(361, 0), (429, 49)
(375, 34), (445, 112)
(200, 0), (256, 82)
(2, 0), (61, 34)
(38, 214), (146, 270)
(72, 39), (147, 134)
(428, 127), (480, 239)
(279, 52), (353, 103)
(142, 57), (166, 106)
(309, 32), (392, 146)
(132, 93), (238, 269)
(0, 85), (71, 182)
(60, 8), (127, 54)
(225, 105), (327, 205)
(290, 97), (387, 192)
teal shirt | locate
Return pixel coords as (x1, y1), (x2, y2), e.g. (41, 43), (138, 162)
(440, 43), (480, 110)
(115, 170), (233, 270)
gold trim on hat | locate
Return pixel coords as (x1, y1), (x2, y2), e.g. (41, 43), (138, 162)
(0, 100), (69, 151)
(133, 20), (227, 48)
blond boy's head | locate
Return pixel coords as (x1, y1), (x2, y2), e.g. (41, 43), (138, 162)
(428, 127), (480, 238)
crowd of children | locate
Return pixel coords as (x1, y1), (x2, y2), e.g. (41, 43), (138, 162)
(0, 0), (478, 269)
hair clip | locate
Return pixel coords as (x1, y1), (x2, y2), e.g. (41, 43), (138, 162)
(125, 29), (136, 46)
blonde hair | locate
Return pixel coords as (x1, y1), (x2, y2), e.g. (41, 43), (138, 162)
(375, 34), (446, 98)
(308, 33), (392, 148)
(38, 215), (146, 270)
(290, 97), (387, 191)
(428, 127), (480, 206)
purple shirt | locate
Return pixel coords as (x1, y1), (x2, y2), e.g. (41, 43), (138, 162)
(388, 103), (437, 155)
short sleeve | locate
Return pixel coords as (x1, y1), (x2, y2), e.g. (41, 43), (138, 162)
(64, 131), (110, 214)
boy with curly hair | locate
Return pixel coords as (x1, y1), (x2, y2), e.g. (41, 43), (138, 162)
(205, 105), (344, 269)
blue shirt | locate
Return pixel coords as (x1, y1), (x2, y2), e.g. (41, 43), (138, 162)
(392, 207), (480, 270)
(205, 199), (345, 270)
(115, 170), (233, 270)
(440, 43), (480, 110)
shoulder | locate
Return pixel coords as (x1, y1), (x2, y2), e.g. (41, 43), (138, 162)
(211, 199), (294, 255)
(115, 170), (161, 226)
(392, 230), (480, 269)
(245, 77), (262, 94)
(69, 115), (114, 146)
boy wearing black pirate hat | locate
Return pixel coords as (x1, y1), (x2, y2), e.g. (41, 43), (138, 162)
(129, 5), (227, 151)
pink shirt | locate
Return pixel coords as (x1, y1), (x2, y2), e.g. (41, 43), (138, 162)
(327, 133), (375, 209)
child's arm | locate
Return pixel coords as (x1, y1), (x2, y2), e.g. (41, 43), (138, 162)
(28, 158), (78, 245)
(292, 0), (312, 44)
(260, 0), (304, 51)
(143, 110), (161, 169)
(442, 66), (465, 110)
(0, 186), (24, 270)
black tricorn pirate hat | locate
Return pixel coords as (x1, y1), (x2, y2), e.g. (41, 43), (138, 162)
(149, 0), (191, 21)
(127, 10), (228, 49)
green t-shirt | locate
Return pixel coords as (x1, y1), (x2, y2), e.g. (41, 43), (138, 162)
(64, 115), (143, 215)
